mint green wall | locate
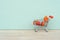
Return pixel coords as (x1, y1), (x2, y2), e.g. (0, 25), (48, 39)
(0, 0), (60, 29)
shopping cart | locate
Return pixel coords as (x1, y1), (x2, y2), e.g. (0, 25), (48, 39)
(33, 16), (54, 32)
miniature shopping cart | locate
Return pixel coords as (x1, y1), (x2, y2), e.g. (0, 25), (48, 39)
(33, 16), (54, 32)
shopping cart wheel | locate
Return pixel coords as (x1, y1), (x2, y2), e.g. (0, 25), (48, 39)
(45, 29), (48, 32)
(34, 29), (38, 32)
(35, 30), (38, 32)
(44, 28), (48, 32)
